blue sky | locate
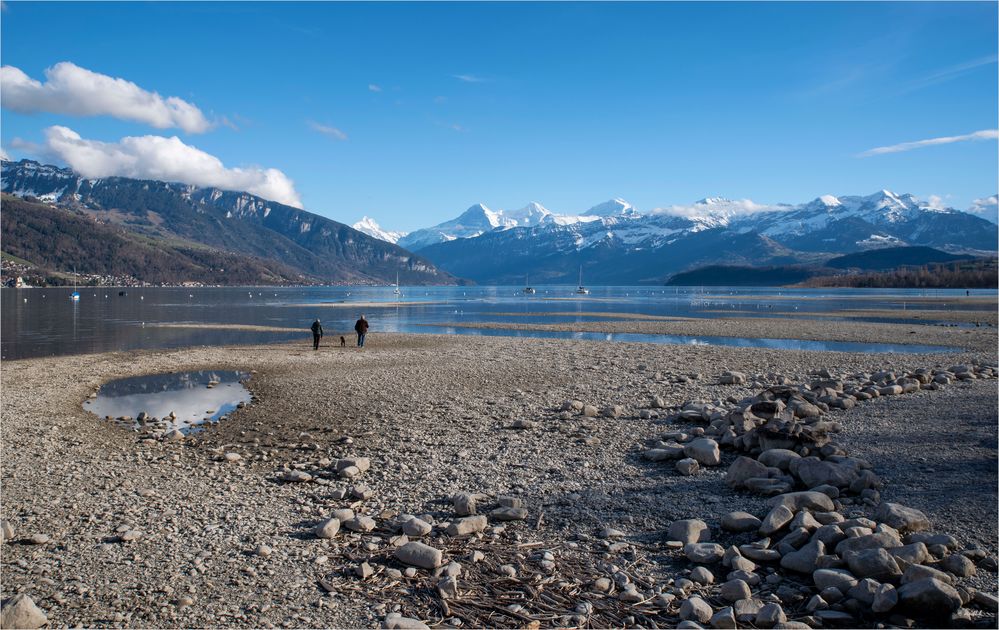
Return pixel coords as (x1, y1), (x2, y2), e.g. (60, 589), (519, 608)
(2, 1), (997, 231)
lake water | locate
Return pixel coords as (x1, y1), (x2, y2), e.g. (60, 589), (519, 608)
(82, 370), (251, 434)
(3, 285), (991, 360)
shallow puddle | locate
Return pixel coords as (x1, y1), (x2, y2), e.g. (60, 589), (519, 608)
(83, 370), (251, 433)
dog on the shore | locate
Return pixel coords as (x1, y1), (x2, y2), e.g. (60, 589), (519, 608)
(339, 336), (346, 347)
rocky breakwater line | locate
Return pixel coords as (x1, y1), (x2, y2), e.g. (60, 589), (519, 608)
(639, 361), (998, 628)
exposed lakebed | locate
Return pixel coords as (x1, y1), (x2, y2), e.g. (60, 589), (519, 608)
(83, 370), (251, 434)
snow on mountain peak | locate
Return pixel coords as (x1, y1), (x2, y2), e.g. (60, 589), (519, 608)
(351, 216), (408, 244)
(818, 195), (841, 207)
(583, 198), (636, 217)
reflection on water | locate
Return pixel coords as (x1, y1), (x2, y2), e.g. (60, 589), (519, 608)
(420, 326), (960, 354)
(83, 370), (251, 434)
(3, 285), (993, 359)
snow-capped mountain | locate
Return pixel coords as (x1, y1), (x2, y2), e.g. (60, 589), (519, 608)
(413, 190), (997, 284)
(352, 216), (408, 244)
(0, 159), (457, 285)
(581, 198), (638, 217)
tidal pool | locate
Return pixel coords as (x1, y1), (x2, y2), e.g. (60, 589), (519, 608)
(83, 370), (251, 433)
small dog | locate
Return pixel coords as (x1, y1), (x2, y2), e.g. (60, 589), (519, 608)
(339, 336), (346, 347)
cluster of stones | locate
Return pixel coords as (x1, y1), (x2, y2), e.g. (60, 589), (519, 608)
(277, 455), (535, 629)
(638, 362), (998, 627)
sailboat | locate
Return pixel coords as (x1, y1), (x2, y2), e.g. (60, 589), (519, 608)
(70, 267), (80, 301)
(522, 274), (536, 294)
(393, 272), (401, 295)
(575, 266), (589, 295)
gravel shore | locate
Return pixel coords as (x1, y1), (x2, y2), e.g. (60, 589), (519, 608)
(1, 320), (996, 628)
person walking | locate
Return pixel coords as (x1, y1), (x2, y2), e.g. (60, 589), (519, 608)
(354, 314), (369, 347)
(311, 318), (323, 350)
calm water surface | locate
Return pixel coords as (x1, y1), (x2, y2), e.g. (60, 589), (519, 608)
(3, 285), (990, 359)
(82, 370), (251, 433)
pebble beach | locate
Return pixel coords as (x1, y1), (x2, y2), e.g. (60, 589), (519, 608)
(1, 315), (997, 629)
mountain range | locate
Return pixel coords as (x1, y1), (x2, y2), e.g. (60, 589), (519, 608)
(362, 191), (998, 285)
(0, 159), (457, 285)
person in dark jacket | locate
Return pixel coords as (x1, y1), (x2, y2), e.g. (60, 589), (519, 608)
(354, 314), (369, 347)
(310, 318), (323, 350)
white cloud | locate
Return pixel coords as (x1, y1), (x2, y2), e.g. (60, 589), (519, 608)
(368, 84), (382, 92)
(42, 126), (302, 207)
(307, 120), (347, 141)
(0, 62), (211, 133)
(453, 74), (487, 83)
(967, 195), (998, 224)
(860, 129), (999, 157)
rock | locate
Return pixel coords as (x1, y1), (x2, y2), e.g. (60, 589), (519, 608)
(344, 515), (376, 533)
(759, 505), (794, 536)
(710, 606), (737, 628)
(888, 542), (930, 566)
(834, 532), (901, 556)
(756, 602), (786, 627)
(720, 579), (752, 603)
(684, 438), (721, 466)
(510, 419), (536, 429)
(720, 371), (747, 385)
(779, 540), (824, 573)
(490, 507), (528, 521)
(445, 516), (487, 537)
(812, 569), (858, 593)
(872, 583), (898, 613)
(767, 491), (835, 513)
(685, 543), (725, 564)
(721, 512), (761, 533)
(383, 613), (430, 629)
(758, 449), (801, 470)
(592, 577), (612, 593)
(668, 519), (710, 544)
(599, 527), (626, 539)
(28, 534), (49, 545)
(582, 405), (599, 417)
(676, 458), (700, 476)
(356, 562), (374, 579)
(314, 518), (341, 539)
(0, 594), (47, 629)
(255, 544), (272, 557)
(223, 452), (242, 462)
(679, 596), (713, 623)
(896, 578), (962, 615)
(732, 598), (765, 622)
(844, 548), (901, 580)
(350, 485), (374, 500)
(726, 457), (770, 489)
(902, 564), (954, 585)
(874, 502), (930, 534)
(395, 542), (443, 569)
(794, 458), (856, 489)
(0, 521), (13, 544)
(332, 508), (355, 522)
(453, 493), (478, 516)
(972, 590), (999, 612)
(282, 470), (312, 483)
(618, 587), (644, 603)
(745, 477), (793, 495)
(402, 518), (432, 538)
(939, 553), (976, 578)
(690, 566), (715, 585)
(601, 405), (624, 418)
(643, 446), (685, 461)
(437, 575), (459, 599)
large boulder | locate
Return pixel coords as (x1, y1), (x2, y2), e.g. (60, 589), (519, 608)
(683, 438), (721, 466)
(873, 502), (930, 534)
(726, 457), (770, 489)
(767, 491), (835, 513)
(0, 594), (47, 629)
(896, 578), (962, 616)
(668, 519), (710, 544)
